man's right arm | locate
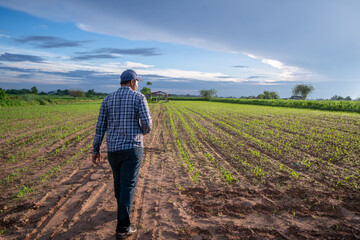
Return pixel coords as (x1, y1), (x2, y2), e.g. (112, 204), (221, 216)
(93, 99), (108, 154)
(138, 95), (152, 135)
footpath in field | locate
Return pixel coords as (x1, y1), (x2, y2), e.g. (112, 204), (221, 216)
(1, 101), (360, 239)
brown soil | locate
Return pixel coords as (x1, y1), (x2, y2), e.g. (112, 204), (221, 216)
(1, 103), (360, 240)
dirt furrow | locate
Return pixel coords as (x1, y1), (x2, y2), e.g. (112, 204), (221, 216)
(2, 102), (360, 240)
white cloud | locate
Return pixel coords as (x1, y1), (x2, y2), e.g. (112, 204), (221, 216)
(0, 45), (69, 60)
(0, 34), (11, 38)
(154, 88), (199, 95)
(246, 53), (312, 82)
(0, 72), (81, 85)
(261, 59), (284, 70)
(0, 43), (245, 83)
(139, 68), (245, 83)
(122, 61), (153, 69)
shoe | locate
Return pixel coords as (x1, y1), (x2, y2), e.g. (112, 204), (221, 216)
(115, 225), (137, 239)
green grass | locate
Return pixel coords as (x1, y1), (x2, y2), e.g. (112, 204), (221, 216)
(0, 94), (104, 107)
(210, 98), (360, 113)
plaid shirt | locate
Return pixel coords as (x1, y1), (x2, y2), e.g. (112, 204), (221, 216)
(93, 87), (152, 153)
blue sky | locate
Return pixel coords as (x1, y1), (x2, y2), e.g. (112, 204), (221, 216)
(0, 0), (359, 99)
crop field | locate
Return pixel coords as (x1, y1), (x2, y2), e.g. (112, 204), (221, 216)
(1, 101), (359, 239)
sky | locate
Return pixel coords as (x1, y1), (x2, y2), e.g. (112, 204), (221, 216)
(0, 0), (359, 99)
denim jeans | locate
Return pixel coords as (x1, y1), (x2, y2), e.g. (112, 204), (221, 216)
(107, 147), (143, 233)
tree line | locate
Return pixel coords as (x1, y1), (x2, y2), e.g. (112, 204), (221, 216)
(199, 84), (356, 101)
(1, 87), (108, 98)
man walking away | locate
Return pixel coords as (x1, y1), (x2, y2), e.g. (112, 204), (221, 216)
(92, 69), (152, 239)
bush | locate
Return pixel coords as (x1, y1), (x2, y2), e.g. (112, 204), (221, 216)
(0, 89), (6, 100)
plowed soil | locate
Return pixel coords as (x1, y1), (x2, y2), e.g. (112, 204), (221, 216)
(1, 103), (360, 240)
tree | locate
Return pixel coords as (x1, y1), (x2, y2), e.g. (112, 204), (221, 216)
(6, 88), (31, 94)
(0, 88), (6, 100)
(257, 90), (279, 99)
(69, 89), (85, 97)
(31, 86), (38, 95)
(56, 89), (69, 96)
(141, 81), (152, 98)
(330, 95), (344, 101)
(140, 87), (151, 95)
(200, 89), (217, 100)
(292, 84), (314, 99)
(86, 89), (96, 97)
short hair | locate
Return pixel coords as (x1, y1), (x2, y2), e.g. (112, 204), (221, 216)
(121, 80), (131, 85)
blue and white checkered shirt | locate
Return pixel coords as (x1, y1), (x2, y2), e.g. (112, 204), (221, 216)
(93, 87), (152, 153)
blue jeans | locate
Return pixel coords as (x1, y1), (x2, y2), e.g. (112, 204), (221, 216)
(107, 147), (143, 233)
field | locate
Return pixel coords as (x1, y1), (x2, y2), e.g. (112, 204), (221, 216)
(1, 101), (359, 239)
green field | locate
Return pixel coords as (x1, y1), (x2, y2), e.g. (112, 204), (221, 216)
(1, 100), (359, 239)
(166, 101), (360, 189)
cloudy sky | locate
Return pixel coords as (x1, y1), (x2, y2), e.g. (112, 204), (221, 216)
(0, 0), (359, 99)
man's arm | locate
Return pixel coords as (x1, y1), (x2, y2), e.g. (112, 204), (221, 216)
(93, 99), (108, 155)
(138, 95), (152, 135)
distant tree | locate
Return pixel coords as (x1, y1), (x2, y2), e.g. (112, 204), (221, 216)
(69, 89), (85, 97)
(200, 89), (217, 100)
(53, 89), (70, 95)
(141, 81), (152, 98)
(0, 88), (6, 100)
(6, 88), (31, 95)
(258, 90), (279, 99)
(140, 87), (151, 96)
(56, 89), (63, 95)
(344, 96), (352, 101)
(86, 89), (96, 97)
(330, 95), (344, 100)
(31, 86), (38, 95)
(292, 84), (314, 99)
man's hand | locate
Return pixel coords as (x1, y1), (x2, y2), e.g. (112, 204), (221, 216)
(92, 153), (101, 165)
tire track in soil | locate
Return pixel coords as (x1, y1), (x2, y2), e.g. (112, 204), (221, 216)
(132, 104), (261, 239)
(27, 104), (170, 239)
(131, 104), (199, 240)
(21, 151), (114, 240)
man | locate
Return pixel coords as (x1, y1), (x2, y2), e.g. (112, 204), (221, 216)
(92, 69), (152, 239)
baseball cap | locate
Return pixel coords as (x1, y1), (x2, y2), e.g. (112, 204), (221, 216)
(120, 69), (143, 83)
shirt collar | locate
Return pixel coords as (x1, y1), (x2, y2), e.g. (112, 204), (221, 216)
(120, 86), (132, 90)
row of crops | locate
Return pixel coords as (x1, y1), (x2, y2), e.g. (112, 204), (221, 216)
(1, 100), (359, 201)
(165, 101), (360, 191)
(0, 102), (101, 198)
(211, 98), (360, 113)
(0, 101), (168, 201)
(0, 95), (101, 107)
(166, 97), (360, 113)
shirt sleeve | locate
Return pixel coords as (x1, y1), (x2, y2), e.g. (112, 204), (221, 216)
(138, 94), (152, 135)
(93, 98), (108, 153)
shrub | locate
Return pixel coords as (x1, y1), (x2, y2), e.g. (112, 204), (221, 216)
(0, 89), (6, 100)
